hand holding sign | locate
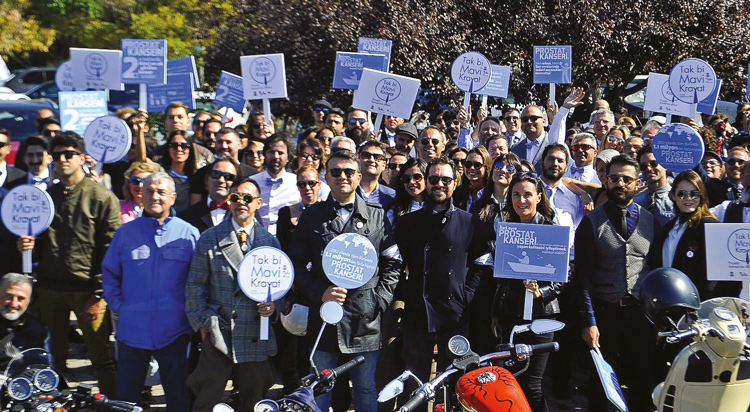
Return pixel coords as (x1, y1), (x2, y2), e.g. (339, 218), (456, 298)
(322, 233), (378, 289)
(83, 115), (133, 174)
(2, 185), (55, 274)
(451, 52), (492, 111)
(651, 123), (704, 172)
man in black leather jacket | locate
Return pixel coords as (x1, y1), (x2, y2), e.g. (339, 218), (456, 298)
(0, 273), (49, 371)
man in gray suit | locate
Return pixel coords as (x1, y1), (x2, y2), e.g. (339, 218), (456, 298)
(510, 105), (550, 172)
(186, 176), (281, 411)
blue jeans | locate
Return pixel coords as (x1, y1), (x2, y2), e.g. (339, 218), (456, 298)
(312, 350), (379, 412)
(117, 334), (190, 412)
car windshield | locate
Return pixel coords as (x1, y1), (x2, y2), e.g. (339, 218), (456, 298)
(0, 105), (42, 140)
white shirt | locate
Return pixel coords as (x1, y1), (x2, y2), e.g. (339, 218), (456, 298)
(711, 200), (750, 223)
(336, 200), (355, 224)
(27, 168), (50, 190)
(662, 220), (688, 268)
(231, 218), (256, 248)
(542, 180), (585, 260)
(0, 162), (7, 187)
(255, 170), (301, 235)
(207, 198), (229, 227)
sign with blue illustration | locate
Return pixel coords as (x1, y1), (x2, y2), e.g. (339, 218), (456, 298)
(214, 71), (246, 112)
(591, 349), (629, 412)
(668, 58), (717, 105)
(357, 37), (392, 71)
(70, 47), (123, 90)
(238, 246), (294, 302)
(352, 68), (421, 119)
(167, 56), (200, 89)
(241, 53), (288, 100)
(705, 224), (750, 281)
(481, 65), (511, 98)
(651, 123), (704, 172)
(83, 115), (133, 164)
(332, 52), (388, 90)
(533, 46), (572, 84)
(644, 73), (722, 116)
(1, 185), (55, 237)
(451, 52), (492, 93)
(322, 233), (378, 289)
(121, 39), (167, 85)
(58, 91), (108, 136)
(493, 222), (570, 282)
(147, 73), (195, 112)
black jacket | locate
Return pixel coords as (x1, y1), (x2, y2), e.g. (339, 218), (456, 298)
(178, 200), (219, 234)
(395, 203), (484, 333)
(1, 166), (26, 190)
(290, 194), (401, 354)
(0, 313), (49, 370)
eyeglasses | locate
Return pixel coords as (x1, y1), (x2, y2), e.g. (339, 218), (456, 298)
(204, 131), (218, 139)
(42, 129), (61, 138)
(129, 176), (146, 186)
(703, 160), (721, 168)
(427, 175), (454, 185)
(504, 116), (520, 122)
(521, 115), (543, 123)
(313, 107), (330, 114)
(328, 168), (357, 178)
(0, 142), (7, 149)
(465, 161), (484, 170)
(360, 152), (385, 161)
(228, 193), (255, 204)
(296, 180), (319, 188)
(168, 142), (191, 151)
(451, 158), (466, 166)
(607, 136), (624, 144)
(51, 150), (81, 161)
(676, 190), (701, 200)
(519, 171), (540, 181)
(571, 144), (594, 152)
(348, 118), (367, 126)
(209, 170), (237, 181)
(451, 120), (461, 126)
(421, 138), (440, 146)
(245, 149), (264, 158)
(727, 158), (746, 167)
(300, 152), (321, 161)
(607, 174), (637, 185)
(402, 173), (424, 183)
(493, 163), (516, 173)
(639, 160), (659, 171)
(386, 163), (402, 170)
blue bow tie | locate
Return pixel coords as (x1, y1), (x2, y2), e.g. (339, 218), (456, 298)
(267, 177), (282, 185)
(569, 166), (585, 175)
(169, 169), (188, 183)
(525, 141), (534, 150)
(31, 176), (49, 184)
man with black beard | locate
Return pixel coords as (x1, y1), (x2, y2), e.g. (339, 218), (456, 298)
(575, 154), (657, 411)
(345, 107), (372, 145)
(255, 133), (300, 235)
(0, 273), (48, 370)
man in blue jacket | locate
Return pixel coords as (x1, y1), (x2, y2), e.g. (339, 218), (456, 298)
(102, 172), (199, 412)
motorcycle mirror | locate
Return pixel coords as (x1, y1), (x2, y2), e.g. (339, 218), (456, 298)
(213, 403), (235, 412)
(529, 319), (565, 335)
(320, 300), (344, 325)
(377, 378), (404, 402)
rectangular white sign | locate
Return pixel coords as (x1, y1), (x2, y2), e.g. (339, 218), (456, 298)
(644, 73), (721, 116)
(70, 48), (123, 90)
(241, 54), (288, 100)
(705, 223), (750, 281)
(352, 69), (420, 119)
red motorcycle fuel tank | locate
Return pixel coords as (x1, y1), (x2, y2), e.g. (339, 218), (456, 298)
(455, 366), (532, 412)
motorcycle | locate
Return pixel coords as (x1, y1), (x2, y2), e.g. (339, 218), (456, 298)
(378, 319), (564, 412)
(639, 268), (750, 412)
(0, 348), (142, 412)
(214, 300), (366, 412)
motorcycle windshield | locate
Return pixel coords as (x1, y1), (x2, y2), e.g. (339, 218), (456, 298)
(3, 348), (53, 380)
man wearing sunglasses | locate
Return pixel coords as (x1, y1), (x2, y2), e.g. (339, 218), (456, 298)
(510, 105), (550, 172)
(394, 157), (483, 398)
(576, 154), (657, 411)
(345, 107), (373, 145)
(180, 156), (241, 234)
(633, 146), (674, 226)
(565, 133), (601, 184)
(357, 141), (396, 212)
(187, 176), (282, 410)
(416, 126), (447, 162)
(702, 146), (750, 207)
(311, 100), (332, 130)
(290, 150), (401, 412)
(0, 128), (25, 189)
(17, 131), (120, 397)
(102, 172), (199, 411)
(380, 115), (404, 148)
(502, 108), (525, 147)
(191, 110), (212, 145)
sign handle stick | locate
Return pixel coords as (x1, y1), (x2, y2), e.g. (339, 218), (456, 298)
(260, 315), (269, 341)
(481, 95), (488, 111)
(549, 84), (556, 107)
(22, 251), (32, 275)
(741, 281), (749, 301)
(372, 113), (384, 140)
(523, 280), (534, 320)
(135, 127), (146, 163)
(93, 150), (106, 175)
(139, 84), (147, 111)
(263, 99), (272, 125)
(665, 114), (672, 125)
(222, 106), (230, 125)
(462, 92), (471, 119)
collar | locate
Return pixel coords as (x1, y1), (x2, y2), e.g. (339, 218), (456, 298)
(327, 194), (367, 220)
(29, 168), (50, 180)
(232, 217), (255, 233)
(604, 199), (639, 215)
(427, 199), (456, 217)
(143, 208), (176, 226)
(529, 212), (548, 224)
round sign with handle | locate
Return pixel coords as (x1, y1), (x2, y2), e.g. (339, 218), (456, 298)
(1, 185), (55, 273)
(322, 233), (378, 289)
(668, 58), (717, 104)
(83, 115), (133, 167)
(651, 123), (705, 172)
(451, 52), (492, 93)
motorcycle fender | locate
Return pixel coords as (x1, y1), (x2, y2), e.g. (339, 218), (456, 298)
(455, 366), (532, 412)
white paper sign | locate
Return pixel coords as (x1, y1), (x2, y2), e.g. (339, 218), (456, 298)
(644, 73), (722, 117)
(705, 223), (750, 281)
(352, 69), (420, 119)
(70, 48), (123, 90)
(59, 91), (109, 136)
(83, 115), (133, 164)
(240, 54), (288, 100)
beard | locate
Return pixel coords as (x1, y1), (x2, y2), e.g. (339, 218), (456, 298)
(1, 306), (25, 321)
(347, 128), (367, 145)
(606, 186), (636, 207)
(542, 167), (565, 183)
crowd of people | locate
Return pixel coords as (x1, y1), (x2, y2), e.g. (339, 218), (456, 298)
(0, 89), (749, 412)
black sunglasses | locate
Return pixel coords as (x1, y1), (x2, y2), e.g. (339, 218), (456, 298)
(427, 175), (454, 185)
(168, 142), (191, 150)
(300, 152), (321, 161)
(504, 116), (520, 122)
(386, 163), (402, 170)
(209, 170), (237, 181)
(402, 173), (424, 183)
(421, 138), (440, 146)
(676, 190), (701, 200)
(0, 142), (7, 149)
(348, 118), (367, 126)
(296, 180), (320, 188)
(465, 161), (484, 170)
(521, 115), (543, 123)
(328, 168), (357, 178)
(43, 129), (61, 138)
(360, 152), (385, 161)
(228, 193), (255, 204)
(607, 174), (637, 185)
(639, 160), (659, 171)
(51, 150), (81, 161)
(313, 107), (330, 113)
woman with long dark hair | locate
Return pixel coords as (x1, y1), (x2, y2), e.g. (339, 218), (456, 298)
(453, 146), (492, 211)
(160, 130), (198, 212)
(387, 157), (427, 224)
(493, 172), (563, 412)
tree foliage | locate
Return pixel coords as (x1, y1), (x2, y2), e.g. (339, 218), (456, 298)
(207, 0), (750, 118)
(0, 0), (55, 57)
